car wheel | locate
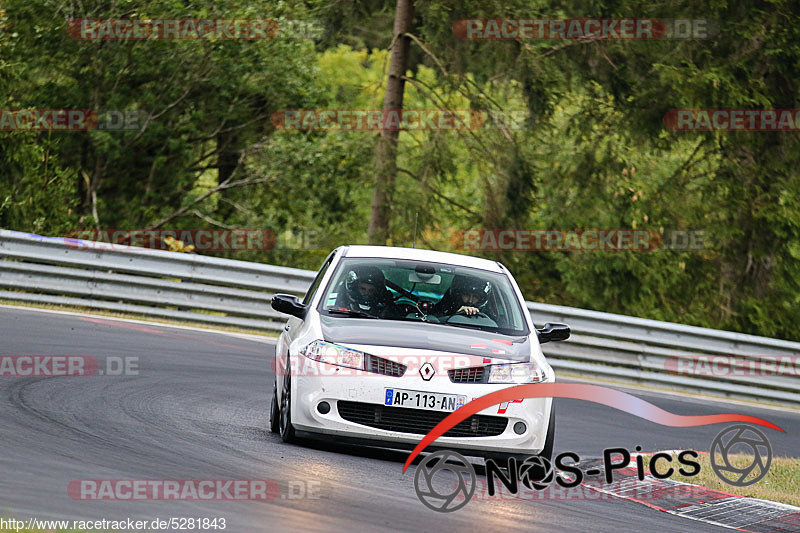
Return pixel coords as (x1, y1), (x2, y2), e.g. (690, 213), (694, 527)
(279, 359), (296, 443)
(539, 406), (556, 463)
(269, 380), (279, 434)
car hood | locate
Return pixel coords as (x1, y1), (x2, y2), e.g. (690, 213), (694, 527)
(319, 315), (530, 361)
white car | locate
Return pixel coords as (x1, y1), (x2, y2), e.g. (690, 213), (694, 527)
(269, 245), (569, 461)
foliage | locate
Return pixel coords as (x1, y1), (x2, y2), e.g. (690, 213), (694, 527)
(1, 0), (798, 339)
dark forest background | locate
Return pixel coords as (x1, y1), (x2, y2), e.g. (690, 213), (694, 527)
(1, 0), (799, 340)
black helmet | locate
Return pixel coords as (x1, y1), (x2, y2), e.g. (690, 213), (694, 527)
(344, 266), (386, 309)
(450, 274), (491, 307)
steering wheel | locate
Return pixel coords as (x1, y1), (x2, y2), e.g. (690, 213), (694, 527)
(446, 311), (491, 323)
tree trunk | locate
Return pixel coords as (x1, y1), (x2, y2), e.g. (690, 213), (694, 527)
(367, 0), (414, 245)
(215, 130), (240, 221)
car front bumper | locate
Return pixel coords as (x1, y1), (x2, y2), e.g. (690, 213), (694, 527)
(289, 355), (554, 456)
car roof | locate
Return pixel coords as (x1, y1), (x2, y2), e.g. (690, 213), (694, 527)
(341, 245), (504, 273)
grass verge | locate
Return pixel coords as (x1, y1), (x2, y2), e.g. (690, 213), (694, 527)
(644, 453), (800, 507)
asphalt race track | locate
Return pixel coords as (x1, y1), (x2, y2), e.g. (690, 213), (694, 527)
(1, 306), (797, 532)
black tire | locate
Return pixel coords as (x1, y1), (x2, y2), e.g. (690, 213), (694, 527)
(539, 405), (556, 462)
(278, 359), (296, 443)
(269, 380), (280, 434)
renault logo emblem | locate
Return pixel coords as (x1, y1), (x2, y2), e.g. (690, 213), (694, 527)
(419, 362), (435, 381)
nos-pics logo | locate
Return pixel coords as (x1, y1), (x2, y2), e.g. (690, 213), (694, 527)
(413, 424), (772, 512)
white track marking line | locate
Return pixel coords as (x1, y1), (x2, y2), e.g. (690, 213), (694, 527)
(0, 304), (278, 344)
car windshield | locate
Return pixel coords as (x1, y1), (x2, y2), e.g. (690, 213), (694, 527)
(318, 257), (529, 336)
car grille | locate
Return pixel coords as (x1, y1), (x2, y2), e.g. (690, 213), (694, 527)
(366, 355), (406, 377)
(448, 367), (486, 383)
(336, 401), (507, 437)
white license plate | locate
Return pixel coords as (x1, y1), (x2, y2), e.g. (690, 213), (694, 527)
(384, 388), (467, 411)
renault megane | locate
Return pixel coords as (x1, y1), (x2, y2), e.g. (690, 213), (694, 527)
(269, 245), (569, 461)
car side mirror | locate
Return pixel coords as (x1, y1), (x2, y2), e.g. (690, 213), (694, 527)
(272, 294), (308, 319)
(537, 322), (570, 344)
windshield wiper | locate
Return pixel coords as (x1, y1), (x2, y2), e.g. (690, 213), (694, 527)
(443, 322), (526, 336)
(326, 308), (378, 319)
(442, 321), (500, 334)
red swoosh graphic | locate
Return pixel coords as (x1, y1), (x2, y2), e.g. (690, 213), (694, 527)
(402, 383), (783, 472)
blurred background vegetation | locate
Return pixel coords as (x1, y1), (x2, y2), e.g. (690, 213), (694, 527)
(1, 0), (799, 340)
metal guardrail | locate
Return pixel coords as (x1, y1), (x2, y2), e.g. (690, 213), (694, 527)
(531, 303), (800, 404)
(0, 230), (313, 330)
(1, 229), (799, 405)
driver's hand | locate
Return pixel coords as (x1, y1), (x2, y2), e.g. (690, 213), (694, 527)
(458, 306), (480, 316)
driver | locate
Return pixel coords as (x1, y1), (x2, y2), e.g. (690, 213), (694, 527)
(334, 266), (389, 316)
(432, 274), (493, 318)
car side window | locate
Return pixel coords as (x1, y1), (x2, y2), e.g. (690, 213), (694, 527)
(302, 254), (334, 306)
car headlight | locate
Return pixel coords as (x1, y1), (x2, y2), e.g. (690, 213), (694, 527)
(300, 340), (365, 370)
(487, 363), (545, 384)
